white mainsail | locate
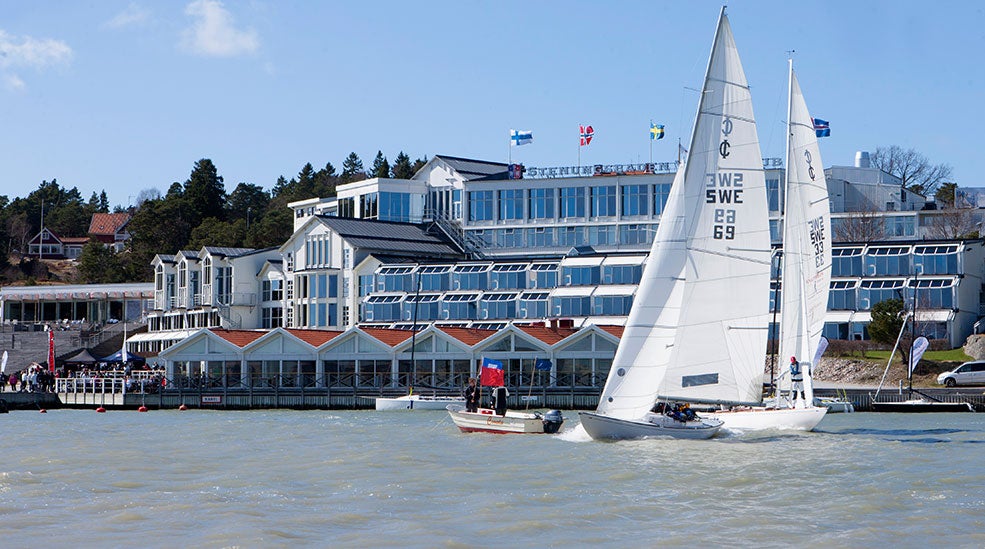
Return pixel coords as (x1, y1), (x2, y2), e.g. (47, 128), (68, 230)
(594, 8), (771, 419)
(778, 62), (832, 404)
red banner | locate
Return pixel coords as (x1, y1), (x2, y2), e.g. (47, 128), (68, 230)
(48, 330), (55, 372)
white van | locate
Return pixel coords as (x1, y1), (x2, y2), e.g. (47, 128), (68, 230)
(937, 361), (985, 387)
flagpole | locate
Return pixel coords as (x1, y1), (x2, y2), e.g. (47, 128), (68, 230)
(649, 121), (653, 168)
(508, 130), (512, 166)
(577, 125), (581, 171)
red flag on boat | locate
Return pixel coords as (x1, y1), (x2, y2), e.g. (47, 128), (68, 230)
(480, 357), (505, 386)
(47, 329), (55, 372)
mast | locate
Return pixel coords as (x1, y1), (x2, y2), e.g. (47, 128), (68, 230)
(909, 268), (917, 396)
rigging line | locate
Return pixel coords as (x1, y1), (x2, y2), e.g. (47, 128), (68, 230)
(690, 247), (773, 265)
(705, 76), (751, 90)
(697, 110), (756, 125)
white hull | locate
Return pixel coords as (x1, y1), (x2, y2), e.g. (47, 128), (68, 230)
(814, 397), (855, 414)
(375, 395), (464, 411)
(579, 411), (722, 440)
(707, 405), (828, 431)
(446, 404), (559, 434)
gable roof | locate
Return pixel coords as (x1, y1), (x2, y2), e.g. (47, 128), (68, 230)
(514, 324), (579, 345)
(359, 327), (416, 347)
(88, 213), (131, 236)
(436, 326), (498, 346)
(434, 155), (510, 181)
(596, 325), (625, 339)
(317, 217), (463, 257)
(283, 328), (344, 347)
(210, 329), (267, 347)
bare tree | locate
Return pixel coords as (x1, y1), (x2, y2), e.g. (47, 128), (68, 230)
(833, 209), (887, 242)
(925, 207), (982, 239)
(6, 212), (32, 254)
(135, 188), (161, 207)
(870, 145), (952, 196)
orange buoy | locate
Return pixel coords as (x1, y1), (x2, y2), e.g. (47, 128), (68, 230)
(39, 409), (47, 413)
(178, 404), (188, 411)
(96, 407), (106, 413)
(137, 406), (148, 412)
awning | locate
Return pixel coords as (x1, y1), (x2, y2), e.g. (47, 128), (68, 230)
(592, 284), (637, 296)
(915, 310), (954, 322)
(127, 330), (197, 343)
(601, 255), (646, 266)
(551, 286), (594, 297)
(561, 256), (604, 267)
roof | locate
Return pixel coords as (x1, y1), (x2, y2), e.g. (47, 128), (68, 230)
(88, 213), (131, 236)
(359, 327), (416, 346)
(60, 236), (91, 245)
(436, 326), (497, 346)
(317, 217), (463, 258)
(515, 324), (579, 345)
(210, 329), (267, 347)
(597, 325), (625, 339)
(284, 328), (343, 346)
(202, 246), (257, 258)
(435, 155), (509, 181)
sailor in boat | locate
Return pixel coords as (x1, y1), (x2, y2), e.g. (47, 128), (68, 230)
(790, 357), (806, 403)
(463, 377), (480, 413)
(491, 386), (509, 416)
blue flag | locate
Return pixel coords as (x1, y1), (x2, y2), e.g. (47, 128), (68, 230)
(510, 129), (533, 146)
(812, 117), (830, 138)
(534, 359), (552, 371)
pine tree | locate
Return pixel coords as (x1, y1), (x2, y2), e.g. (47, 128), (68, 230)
(183, 159), (227, 226)
(371, 151), (391, 178)
(341, 152), (365, 184)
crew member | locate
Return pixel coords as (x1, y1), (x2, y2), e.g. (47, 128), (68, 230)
(790, 356), (806, 403)
(463, 377), (480, 413)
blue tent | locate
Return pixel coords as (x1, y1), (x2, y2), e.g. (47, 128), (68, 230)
(100, 350), (145, 365)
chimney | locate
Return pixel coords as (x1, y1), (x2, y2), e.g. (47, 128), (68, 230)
(855, 151), (870, 168)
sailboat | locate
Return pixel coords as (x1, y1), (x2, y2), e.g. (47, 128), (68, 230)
(702, 60), (830, 431)
(579, 7), (768, 440)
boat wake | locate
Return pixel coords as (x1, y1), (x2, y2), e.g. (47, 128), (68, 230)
(556, 423), (592, 443)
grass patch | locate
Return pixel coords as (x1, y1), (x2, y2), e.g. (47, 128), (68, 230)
(848, 348), (971, 364)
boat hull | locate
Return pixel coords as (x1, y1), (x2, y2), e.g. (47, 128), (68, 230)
(375, 395), (464, 411)
(578, 411), (722, 440)
(871, 400), (974, 413)
(814, 397), (855, 413)
(707, 405), (828, 431)
(446, 404), (561, 434)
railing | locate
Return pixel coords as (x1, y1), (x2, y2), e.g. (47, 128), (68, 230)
(427, 209), (486, 260)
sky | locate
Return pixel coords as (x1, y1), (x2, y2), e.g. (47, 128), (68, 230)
(2, 0), (984, 208)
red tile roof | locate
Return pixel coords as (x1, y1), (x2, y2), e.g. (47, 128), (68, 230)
(436, 326), (497, 346)
(88, 213), (131, 236)
(597, 325), (625, 339)
(360, 327), (416, 347)
(284, 328), (343, 347)
(515, 324), (578, 345)
(210, 329), (267, 347)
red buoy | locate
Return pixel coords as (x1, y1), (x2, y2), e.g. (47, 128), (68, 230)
(39, 409), (47, 413)
(178, 404), (188, 411)
(138, 406), (148, 412)
(96, 407), (106, 413)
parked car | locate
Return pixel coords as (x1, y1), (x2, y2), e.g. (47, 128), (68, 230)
(937, 361), (985, 387)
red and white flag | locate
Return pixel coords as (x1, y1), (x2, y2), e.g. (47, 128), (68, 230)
(579, 125), (594, 146)
(48, 330), (55, 372)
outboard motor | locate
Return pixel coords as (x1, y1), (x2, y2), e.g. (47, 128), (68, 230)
(542, 409), (564, 433)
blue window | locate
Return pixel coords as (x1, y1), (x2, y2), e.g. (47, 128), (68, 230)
(468, 191), (494, 221)
(832, 247), (863, 277)
(360, 192), (378, 219)
(499, 189), (524, 220)
(910, 279), (955, 309)
(563, 266), (601, 286)
(766, 177), (781, 212)
(621, 184), (648, 216)
(316, 275), (327, 298)
(560, 187), (586, 218)
(530, 263), (558, 289)
(453, 265), (489, 291)
(480, 293), (518, 319)
(770, 282), (780, 313)
(913, 245), (959, 275)
(827, 281), (857, 310)
(619, 224), (649, 245)
(591, 186), (617, 217)
(865, 247), (910, 276)
(528, 188), (555, 219)
(495, 228), (524, 248)
(364, 295), (402, 322)
(379, 192), (412, 222)
(377, 267), (414, 292)
(328, 275), (338, 298)
(859, 279), (905, 310)
(593, 295), (634, 316)
(588, 225), (616, 246)
(885, 216), (915, 237)
(417, 265), (451, 292)
(403, 294), (441, 321)
(443, 294), (478, 320)
(526, 227), (555, 247)
(553, 296), (592, 316)
(653, 183), (671, 215)
(519, 291), (550, 318)
(557, 226), (585, 247)
(490, 264), (527, 290)
(358, 275), (374, 297)
(603, 264), (643, 284)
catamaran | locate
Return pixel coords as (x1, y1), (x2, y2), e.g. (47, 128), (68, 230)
(580, 7), (765, 440)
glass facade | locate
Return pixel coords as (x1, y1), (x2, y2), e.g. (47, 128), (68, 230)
(560, 187), (586, 218)
(499, 189), (523, 221)
(528, 188), (555, 220)
(590, 186), (617, 217)
(378, 192), (412, 223)
(468, 191), (494, 221)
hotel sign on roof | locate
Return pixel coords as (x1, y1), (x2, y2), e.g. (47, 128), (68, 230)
(520, 157), (783, 179)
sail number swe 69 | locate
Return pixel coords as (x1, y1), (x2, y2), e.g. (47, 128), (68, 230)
(706, 172), (743, 240)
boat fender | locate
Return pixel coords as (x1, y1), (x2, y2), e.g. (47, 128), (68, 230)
(96, 407), (106, 413)
(138, 406), (148, 412)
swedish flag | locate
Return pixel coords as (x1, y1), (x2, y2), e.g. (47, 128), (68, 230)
(650, 123), (665, 140)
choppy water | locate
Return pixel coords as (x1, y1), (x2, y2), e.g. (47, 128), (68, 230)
(1, 409), (983, 547)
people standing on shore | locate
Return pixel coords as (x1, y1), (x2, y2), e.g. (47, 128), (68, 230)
(463, 377), (480, 412)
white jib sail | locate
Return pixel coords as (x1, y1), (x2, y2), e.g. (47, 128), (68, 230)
(778, 63), (832, 404)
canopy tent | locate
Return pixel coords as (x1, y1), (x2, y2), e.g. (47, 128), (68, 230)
(63, 349), (99, 365)
(99, 350), (146, 365)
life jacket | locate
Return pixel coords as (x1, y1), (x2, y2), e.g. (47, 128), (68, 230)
(790, 362), (803, 381)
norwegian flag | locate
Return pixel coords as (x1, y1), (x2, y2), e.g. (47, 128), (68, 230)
(579, 125), (594, 146)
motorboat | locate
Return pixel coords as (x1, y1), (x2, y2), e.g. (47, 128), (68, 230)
(374, 394), (464, 411)
(446, 404), (563, 434)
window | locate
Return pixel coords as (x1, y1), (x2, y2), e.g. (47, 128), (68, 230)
(443, 294), (478, 320)
(553, 296), (591, 316)
(418, 265), (451, 292)
(865, 247), (910, 276)
(495, 228), (524, 248)
(480, 293), (518, 319)
(591, 186), (617, 217)
(563, 266), (601, 286)
(621, 184), (648, 216)
(914, 245), (959, 275)
(557, 226), (585, 247)
(619, 224), (649, 245)
(827, 280), (857, 310)
(593, 295), (634, 316)
(588, 225), (616, 246)
(832, 247), (863, 277)
(653, 183), (672, 215)
(453, 264), (490, 291)
(499, 189), (524, 220)
(379, 192), (412, 222)
(560, 187), (586, 218)
(526, 227), (555, 248)
(468, 191), (494, 221)
(528, 188), (555, 219)
(603, 264), (643, 284)
(358, 275), (374, 297)
(490, 264), (527, 290)
(262, 306), (283, 329)
(519, 291), (550, 318)
(360, 192), (379, 219)
(530, 263), (559, 289)
(338, 197), (355, 218)
(403, 294), (441, 321)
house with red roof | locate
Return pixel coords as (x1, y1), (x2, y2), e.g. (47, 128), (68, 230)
(88, 212), (132, 252)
